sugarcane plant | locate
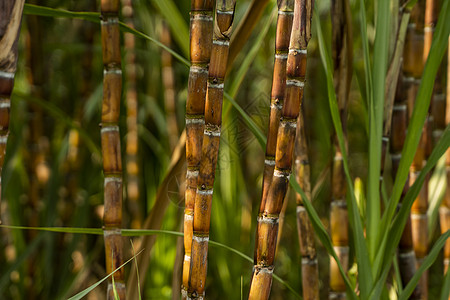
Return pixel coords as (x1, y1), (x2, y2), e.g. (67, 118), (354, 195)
(259, 0), (294, 235)
(188, 1), (236, 298)
(2, 0), (450, 299)
(100, 0), (125, 298)
(182, 0), (215, 297)
(249, 0), (312, 298)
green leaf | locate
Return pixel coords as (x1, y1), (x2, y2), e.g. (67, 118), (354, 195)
(366, 0), (390, 260)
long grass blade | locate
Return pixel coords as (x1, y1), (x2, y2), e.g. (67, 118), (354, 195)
(366, 0), (390, 261)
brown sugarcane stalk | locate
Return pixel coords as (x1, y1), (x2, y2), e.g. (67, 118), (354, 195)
(405, 2), (429, 297)
(391, 74), (421, 299)
(161, 22), (179, 151)
(295, 106), (319, 300)
(121, 0), (141, 229)
(440, 36), (450, 275)
(255, 0), (294, 264)
(188, 2), (236, 298)
(182, 0), (215, 297)
(329, 0), (352, 297)
(248, 0), (312, 298)
(260, 0), (294, 228)
(100, 0), (125, 298)
(0, 0), (25, 218)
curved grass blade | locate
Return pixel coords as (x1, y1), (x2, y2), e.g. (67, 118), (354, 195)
(428, 156), (447, 237)
(314, 8), (373, 298)
(366, 0), (390, 259)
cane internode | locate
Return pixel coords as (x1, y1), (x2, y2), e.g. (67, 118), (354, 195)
(100, 0), (125, 298)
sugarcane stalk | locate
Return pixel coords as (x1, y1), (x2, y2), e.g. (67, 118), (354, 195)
(0, 0), (25, 219)
(260, 0), (295, 266)
(182, 0), (215, 297)
(249, 0), (312, 298)
(188, 2), (236, 298)
(295, 106), (319, 300)
(121, 0), (141, 229)
(260, 0), (294, 226)
(100, 0), (125, 298)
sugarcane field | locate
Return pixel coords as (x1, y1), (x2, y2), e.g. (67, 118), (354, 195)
(1, 0), (450, 299)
